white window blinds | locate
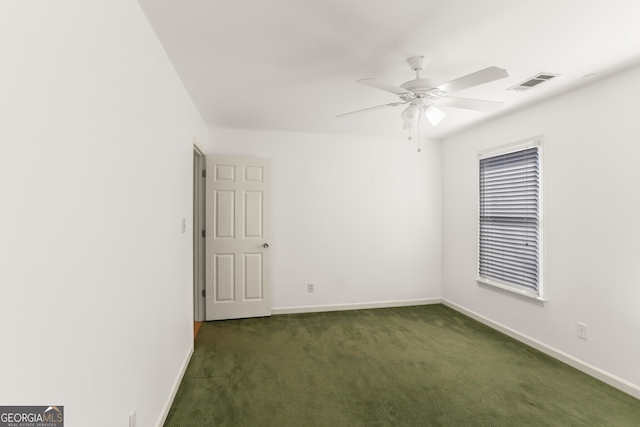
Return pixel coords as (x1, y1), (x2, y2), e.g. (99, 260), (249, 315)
(478, 145), (540, 295)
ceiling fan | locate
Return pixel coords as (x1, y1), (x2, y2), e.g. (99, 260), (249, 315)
(338, 56), (509, 129)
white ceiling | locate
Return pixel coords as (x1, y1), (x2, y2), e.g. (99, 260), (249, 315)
(138, 0), (640, 139)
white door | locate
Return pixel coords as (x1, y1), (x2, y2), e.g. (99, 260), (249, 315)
(205, 156), (271, 320)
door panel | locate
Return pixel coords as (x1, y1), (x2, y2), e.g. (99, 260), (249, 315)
(244, 191), (263, 237)
(244, 253), (263, 300)
(205, 156), (271, 320)
(215, 190), (235, 238)
(215, 253), (235, 302)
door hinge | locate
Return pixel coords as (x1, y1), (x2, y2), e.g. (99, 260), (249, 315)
(201, 289), (206, 297)
(201, 230), (206, 238)
(202, 170), (206, 178)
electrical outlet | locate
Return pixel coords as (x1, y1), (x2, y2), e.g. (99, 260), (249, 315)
(129, 408), (137, 427)
(307, 283), (314, 293)
(577, 322), (587, 340)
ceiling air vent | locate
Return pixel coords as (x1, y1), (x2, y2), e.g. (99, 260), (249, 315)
(508, 73), (559, 91)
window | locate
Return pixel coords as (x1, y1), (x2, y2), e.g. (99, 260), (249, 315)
(477, 138), (543, 303)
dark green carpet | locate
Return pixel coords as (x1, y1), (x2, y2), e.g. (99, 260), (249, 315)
(165, 305), (640, 426)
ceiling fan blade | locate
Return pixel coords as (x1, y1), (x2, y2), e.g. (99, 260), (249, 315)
(435, 66), (508, 93)
(357, 78), (413, 96)
(441, 96), (504, 112)
(336, 101), (407, 118)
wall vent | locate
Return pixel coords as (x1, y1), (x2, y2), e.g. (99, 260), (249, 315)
(508, 73), (559, 91)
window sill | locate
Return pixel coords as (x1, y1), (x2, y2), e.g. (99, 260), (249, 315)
(476, 278), (546, 307)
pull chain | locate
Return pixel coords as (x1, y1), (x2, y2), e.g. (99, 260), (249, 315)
(407, 129), (422, 152)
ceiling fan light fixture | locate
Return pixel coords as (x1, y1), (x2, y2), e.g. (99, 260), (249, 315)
(401, 104), (420, 129)
(425, 105), (446, 126)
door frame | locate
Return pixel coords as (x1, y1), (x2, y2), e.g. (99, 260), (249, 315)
(193, 146), (206, 321)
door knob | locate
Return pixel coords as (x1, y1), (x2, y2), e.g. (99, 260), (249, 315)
(263, 243), (270, 248)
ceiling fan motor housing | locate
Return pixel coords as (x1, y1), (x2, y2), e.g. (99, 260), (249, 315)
(400, 79), (447, 104)
(400, 78), (435, 97)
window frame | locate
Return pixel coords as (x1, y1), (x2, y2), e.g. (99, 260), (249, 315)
(476, 137), (545, 306)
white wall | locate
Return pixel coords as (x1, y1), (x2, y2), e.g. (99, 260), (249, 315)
(0, 2), (206, 426)
(208, 128), (442, 310)
(442, 64), (640, 392)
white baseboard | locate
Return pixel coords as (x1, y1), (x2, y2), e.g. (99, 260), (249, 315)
(442, 299), (640, 400)
(155, 344), (194, 427)
(271, 298), (441, 315)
